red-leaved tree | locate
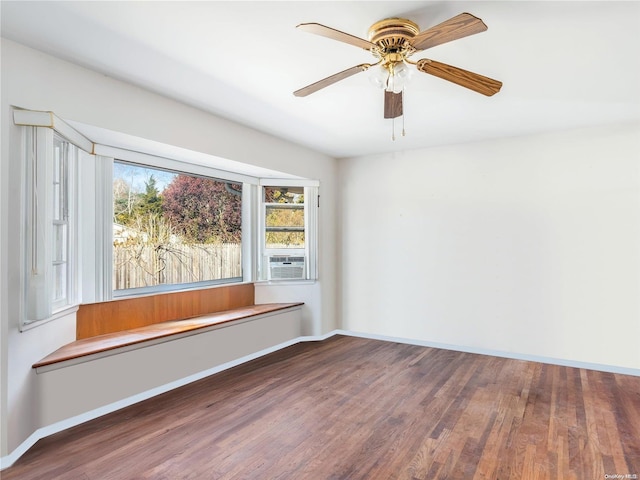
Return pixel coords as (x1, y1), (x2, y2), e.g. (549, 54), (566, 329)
(163, 175), (242, 243)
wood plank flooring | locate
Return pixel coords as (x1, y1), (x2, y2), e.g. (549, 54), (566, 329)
(4, 335), (640, 479)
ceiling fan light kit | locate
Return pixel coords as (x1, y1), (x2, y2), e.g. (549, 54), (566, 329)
(294, 13), (503, 140)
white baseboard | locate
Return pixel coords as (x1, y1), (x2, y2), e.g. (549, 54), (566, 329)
(3, 329), (638, 470)
(333, 329), (640, 377)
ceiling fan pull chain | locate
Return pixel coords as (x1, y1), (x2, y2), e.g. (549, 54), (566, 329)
(392, 117), (396, 141)
(401, 90), (406, 137)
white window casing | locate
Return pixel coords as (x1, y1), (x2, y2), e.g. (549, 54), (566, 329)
(15, 109), (91, 327)
(24, 126), (53, 322)
(21, 126), (80, 326)
(258, 180), (319, 282)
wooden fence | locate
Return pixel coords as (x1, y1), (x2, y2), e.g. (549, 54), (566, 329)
(113, 243), (242, 290)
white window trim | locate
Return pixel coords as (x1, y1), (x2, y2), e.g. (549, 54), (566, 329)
(51, 133), (78, 312)
(95, 145), (260, 300)
(85, 155), (114, 302)
(19, 127), (81, 328)
(106, 157), (247, 299)
(257, 181), (319, 282)
(14, 108), (93, 328)
(19, 305), (79, 332)
(13, 108), (94, 153)
(242, 183), (258, 283)
(95, 145), (256, 186)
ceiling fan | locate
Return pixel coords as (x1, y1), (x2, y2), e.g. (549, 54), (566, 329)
(293, 13), (502, 135)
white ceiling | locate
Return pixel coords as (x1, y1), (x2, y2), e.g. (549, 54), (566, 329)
(2, 1), (640, 158)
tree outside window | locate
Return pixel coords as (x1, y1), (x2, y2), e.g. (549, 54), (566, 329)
(112, 161), (242, 292)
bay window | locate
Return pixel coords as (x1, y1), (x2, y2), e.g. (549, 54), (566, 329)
(15, 107), (318, 329)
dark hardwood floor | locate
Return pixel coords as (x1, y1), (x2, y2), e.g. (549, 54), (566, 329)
(4, 335), (640, 479)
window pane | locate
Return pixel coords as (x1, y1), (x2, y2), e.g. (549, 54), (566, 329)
(266, 231), (305, 248)
(265, 187), (305, 249)
(52, 135), (67, 222)
(266, 206), (304, 228)
(113, 162), (242, 292)
(52, 263), (67, 303)
(52, 134), (70, 308)
(52, 223), (67, 263)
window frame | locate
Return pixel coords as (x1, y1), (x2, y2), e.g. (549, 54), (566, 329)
(265, 195), (306, 248)
(20, 126), (80, 329)
(51, 133), (77, 311)
(258, 180), (319, 282)
(110, 159), (245, 298)
(94, 147), (257, 301)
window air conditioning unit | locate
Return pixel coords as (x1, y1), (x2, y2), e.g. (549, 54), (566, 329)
(269, 255), (305, 280)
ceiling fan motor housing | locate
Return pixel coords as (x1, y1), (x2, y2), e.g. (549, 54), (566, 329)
(368, 18), (419, 62)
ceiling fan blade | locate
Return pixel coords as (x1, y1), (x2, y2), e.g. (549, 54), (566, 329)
(294, 64), (371, 97)
(297, 23), (377, 50)
(409, 13), (487, 51)
(416, 59), (502, 96)
(384, 91), (403, 119)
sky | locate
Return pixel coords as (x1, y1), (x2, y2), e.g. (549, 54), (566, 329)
(114, 161), (176, 193)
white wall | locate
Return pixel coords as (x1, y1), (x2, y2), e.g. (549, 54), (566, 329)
(0, 39), (337, 457)
(340, 123), (640, 371)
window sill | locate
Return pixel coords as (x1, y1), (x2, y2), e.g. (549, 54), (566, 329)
(255, 279), (317, 287)
(20, 305), (79, 332)
(112, 278), (245, 300)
